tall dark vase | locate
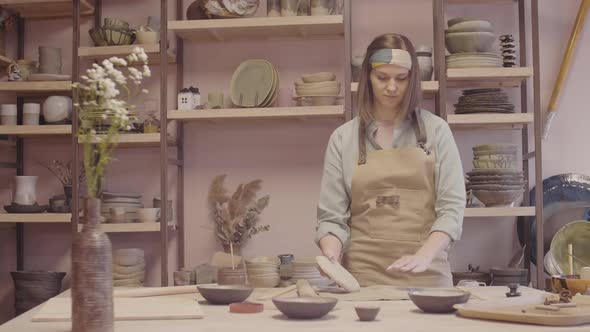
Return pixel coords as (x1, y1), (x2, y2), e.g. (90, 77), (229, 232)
(71, 198), (113, 332)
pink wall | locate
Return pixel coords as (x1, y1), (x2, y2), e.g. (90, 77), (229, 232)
(1, 0), (588, 324)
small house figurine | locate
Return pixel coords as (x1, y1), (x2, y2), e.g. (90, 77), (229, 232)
(178, 88), (194, 111)
(189, 86), (202, 109)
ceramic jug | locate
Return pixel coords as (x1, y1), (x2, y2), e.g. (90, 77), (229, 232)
(13, 176), (38, 205)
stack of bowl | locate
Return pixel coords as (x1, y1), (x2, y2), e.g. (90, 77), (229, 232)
(466, 144), (525, 207)
(293, 72), (342, 106)
(454, 88), (514, 114)
(445, 18), (502, 68)
(291, 258), (334, 287)
(217, 266), (247, 285)
(112, 248), (145, 287)
(245, 256), (280, 288)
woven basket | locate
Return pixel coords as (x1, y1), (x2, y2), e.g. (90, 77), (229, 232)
(11, 271), (66, 315)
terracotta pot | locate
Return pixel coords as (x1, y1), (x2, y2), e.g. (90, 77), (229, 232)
(71, 198), (114, 332)
(10, 271), (65, 315)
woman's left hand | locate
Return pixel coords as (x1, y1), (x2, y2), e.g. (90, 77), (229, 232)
(386, 254), (433, 273)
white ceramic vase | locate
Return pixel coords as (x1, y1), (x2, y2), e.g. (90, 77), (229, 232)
(13, 176), (38, 205)
(416, 46), (433, 81)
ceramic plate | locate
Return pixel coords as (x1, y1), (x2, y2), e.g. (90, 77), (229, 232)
(230, 60), (274, 107)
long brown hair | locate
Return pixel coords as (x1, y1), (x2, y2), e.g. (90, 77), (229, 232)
(356, 34), (422, 125)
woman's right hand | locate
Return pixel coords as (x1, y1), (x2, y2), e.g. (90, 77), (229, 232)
(319, 234), (343, 263)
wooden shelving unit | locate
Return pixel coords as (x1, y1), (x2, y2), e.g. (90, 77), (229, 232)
(0, 81), (72, 92)
(168, 106), (345, 121)
(0, 0), (94, 19)
(351, 81), (439, 96)
(77, 223), (175, 233)
(169, 15), (344, 41)
(78, 133), (175, 148)
(0, 213), (72, 223)
(0, 125), (72, 136)
(447, 113), (534, 129)
(464, 207), (536, 218)
(447, 67), (533, 88)
(78, 44), (176, 65)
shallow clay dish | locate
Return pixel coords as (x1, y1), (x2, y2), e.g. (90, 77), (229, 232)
(197, 285), (253, 305)
(316, 256), (360, 292)
(408, 289), (470, 313)
(272, 297), (337, 319)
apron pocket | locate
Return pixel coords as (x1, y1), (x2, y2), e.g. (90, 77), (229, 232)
(366, 187), (425, 242)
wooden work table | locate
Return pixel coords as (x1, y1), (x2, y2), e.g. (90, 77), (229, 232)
(1, 286), (589, 332)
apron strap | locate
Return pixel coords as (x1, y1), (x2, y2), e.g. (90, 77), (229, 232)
(357, 109), (429, 165)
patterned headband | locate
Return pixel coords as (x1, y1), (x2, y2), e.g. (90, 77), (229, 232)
(369, 49), (412, 70)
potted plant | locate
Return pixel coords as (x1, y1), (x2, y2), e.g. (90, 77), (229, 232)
(207, 174), (270, 255)
(70, 47), (150, 332)
(41, 159), (86, 209)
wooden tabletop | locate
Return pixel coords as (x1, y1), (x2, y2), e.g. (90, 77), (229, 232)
(1, 286), (589, 332)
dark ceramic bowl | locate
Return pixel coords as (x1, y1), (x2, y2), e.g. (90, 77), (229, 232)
(197, 284), (253, 305)
(272, 297), (337, 319)
(408, 289), (470, 313)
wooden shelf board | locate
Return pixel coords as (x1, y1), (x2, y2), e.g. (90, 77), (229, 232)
(351, 81), (439, 96)
(168, 105), (345, 121)
(0, 213), (71, 223)
(447, 113), (533, 129)
(77, 222), (175, 233)
(78, 133), (175, 147)
(169, 15), (344, 41)
(447, 67), (533, 88)
(78, 44), (176, 65)
(0, 125), (72, 135)
(0, 81), (72, 92)
(0, 0), (94, 19)
(465, 207), (535, 218)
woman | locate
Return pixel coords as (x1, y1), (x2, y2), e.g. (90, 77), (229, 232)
(316, 33), (465, 287)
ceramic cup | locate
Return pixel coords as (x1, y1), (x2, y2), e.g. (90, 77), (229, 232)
(1, 104), (17, 125)
(581, 267), (590, 280)
(39, 46), (62, 75)
(207, 93), (224, 109)
(281, 0), (300, 16)
(267, 0), (281, 16)
(457, 279), (487, 287)
(23, 103), (40, 125)
(13, 176), (38, 205)
(110, 207), (126, 223)
(137, 208), (160, 223)
(311, 0), (334, 15)
(136, 31), (159, 44)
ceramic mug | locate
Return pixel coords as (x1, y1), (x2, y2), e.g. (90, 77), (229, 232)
(311, 0), (334, 15)
(39, 46), (62, 75)
(457, 279), (487, 287)
(137, 208), (160, 223)
(109, 207), (126, 223)
(1, 104), (17, 125)
(23, 103), (40, 125)
(207, 93), (224, 109)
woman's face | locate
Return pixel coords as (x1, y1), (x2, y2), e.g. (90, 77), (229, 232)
(369, 64), (410, 110)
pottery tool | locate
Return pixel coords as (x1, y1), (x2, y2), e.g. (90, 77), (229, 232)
(543, 0), (590, 140)
(230, 242), (235, 269)
(551, 303), (577, 308)
(569, 243), (574, 275)
(256, 285), (297, 301)
(315, 256), (360, 292)
(533, 305), (561, 312)
(296, 279), (319, 297)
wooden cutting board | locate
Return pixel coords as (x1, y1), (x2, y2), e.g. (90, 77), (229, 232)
(455, 294), (590, 326)
(32, 296), (204, 322)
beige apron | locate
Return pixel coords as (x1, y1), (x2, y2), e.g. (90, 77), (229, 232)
(342, 110), (452, 287)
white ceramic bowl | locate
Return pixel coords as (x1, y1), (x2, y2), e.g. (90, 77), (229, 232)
(447, 20), (493, 33)
(301, 72), (336, 83)
(445, 31), (496, 54)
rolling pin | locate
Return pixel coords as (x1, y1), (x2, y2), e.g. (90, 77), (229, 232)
(113, 285), (198, 298)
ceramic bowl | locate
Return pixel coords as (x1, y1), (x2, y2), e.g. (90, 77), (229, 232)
(197, 285), (253, 305)
(550, 275), (590, 295)
(473, 159), (518, 169)
(294, 95), (339, 106)
(103, 17), (130, 30)
(354, 305), (380, 321)
(294, 80), (341, 89)
(247, 276), (280, 288)
(467, 184), (524, 191)
(447, 20), (493, 33)
(472, 189), (524, 207)
(113, 263), (146, 275)
(473, 144), (517, 151)
(113, 271), (144, 280)
(445, 31), (495, 54)
(301, 72), (336, 83)
(448, 17), (470, 27)
(272, 297), (337, 319)
(136, 31), (159, 45)
(408, 289), (470, 313)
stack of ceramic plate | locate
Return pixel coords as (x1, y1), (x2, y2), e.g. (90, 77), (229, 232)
(445, 18), (502, 68)
(446, 52), (502, 68)
(245, 256), (280, 288)
(466, 145), (525, 207)
(454, 88), (515, 114)
(112, 248), (145, 287)
(291, 258), (334, 287)
(293, 72), (342, 106)
(101, 191), (143, 223)
(230, 59), (279, 108)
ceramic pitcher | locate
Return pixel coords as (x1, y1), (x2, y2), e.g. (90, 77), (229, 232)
(13, 176), (38, 205)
